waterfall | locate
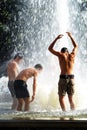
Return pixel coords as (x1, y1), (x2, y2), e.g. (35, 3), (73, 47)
(0, 0), (87, 113)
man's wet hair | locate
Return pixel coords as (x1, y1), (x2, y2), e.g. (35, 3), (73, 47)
(34, 64), (43, 70)
(14, 53), (23, 59)
(61, 47), (69, 53)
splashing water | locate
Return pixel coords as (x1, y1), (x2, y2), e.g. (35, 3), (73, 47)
(0, 0), (87, 119)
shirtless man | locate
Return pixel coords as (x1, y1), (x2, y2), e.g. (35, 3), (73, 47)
(7, 53), (23, 110)
(48, 32), (78, 111)
(14, 64), (43, 111)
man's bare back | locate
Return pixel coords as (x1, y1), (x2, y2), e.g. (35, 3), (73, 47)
(15, 68), (37, 81)
(58, 51), (75, 75)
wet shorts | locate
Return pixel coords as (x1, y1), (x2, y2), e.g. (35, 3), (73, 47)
(8, 81), (16, 97)
(58, 75), (75, 96)
(14, 80), (30, 98)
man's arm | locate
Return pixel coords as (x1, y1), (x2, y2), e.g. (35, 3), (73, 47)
(31, 73), (37, 102)
(48, 34), (63, 56)
(66, 32), (78, 55)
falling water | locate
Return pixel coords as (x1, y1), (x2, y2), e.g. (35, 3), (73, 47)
(0, 0), (87, 119)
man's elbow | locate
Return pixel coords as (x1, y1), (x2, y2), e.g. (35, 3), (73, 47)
(74, 44), (78, 53)
(48, 46), (51, 52)
(75, 44), (78, 49)
(74, 44), (78, 49)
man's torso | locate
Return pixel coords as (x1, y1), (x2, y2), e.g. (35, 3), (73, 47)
(15, 68), (37, 81)
(58, 53), (75, 75)
(7, 60), (19, 81)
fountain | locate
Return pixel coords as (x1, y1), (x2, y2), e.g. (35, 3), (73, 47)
(0, 0), (87, 120)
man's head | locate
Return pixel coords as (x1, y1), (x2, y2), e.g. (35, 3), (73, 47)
(61, 47), (69, 53)
(34, 64), (43, 73)
(14, 53), (23, 59)
(14, 53), (23, 63)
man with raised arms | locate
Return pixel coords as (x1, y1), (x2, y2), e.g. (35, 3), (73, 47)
(48, 32), (78, 111)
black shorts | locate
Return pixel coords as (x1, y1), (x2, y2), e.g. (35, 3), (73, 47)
(8, 80), (16, 97)
(14, 80), (30, 98)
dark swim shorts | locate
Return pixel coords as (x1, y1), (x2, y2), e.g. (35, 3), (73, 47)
(8, 80), (16, 97)
(58, 75), (75, 96)
(14, 80), (30, 98)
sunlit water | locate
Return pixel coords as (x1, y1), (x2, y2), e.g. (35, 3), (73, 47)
(1, 102), (87, 120)
(0, 0), (87, 120)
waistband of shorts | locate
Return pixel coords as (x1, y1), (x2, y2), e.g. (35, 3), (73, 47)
(14, 79), (26, 83)
(8, 80), (14, 83)
(60, 74), (74, 79)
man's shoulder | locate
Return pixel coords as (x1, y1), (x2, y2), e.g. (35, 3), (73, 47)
(58, 53), (65, 59)
(24, 67), (35, 72)
(29, 68), (37, 72)
(29, 68), (37, 74)
(24, 68), (37, 76)
(7, 60), (17, 68)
